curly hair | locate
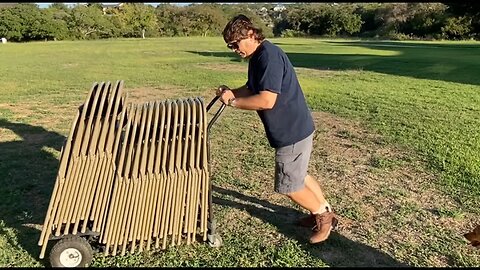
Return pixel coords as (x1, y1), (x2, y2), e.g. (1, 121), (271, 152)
(222, 14), (265, 44)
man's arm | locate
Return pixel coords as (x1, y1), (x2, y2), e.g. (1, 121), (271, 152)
(217, 84), (278, 110)
(221, 89), (277, 111)
(218, 84), (253, 98)
(231, 84), (254, 98)
(232, 90), (277, 110)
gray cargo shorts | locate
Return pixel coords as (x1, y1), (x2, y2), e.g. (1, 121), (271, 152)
(274, 132), (314, 194)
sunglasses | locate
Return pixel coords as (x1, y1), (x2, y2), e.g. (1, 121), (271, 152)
(227, 39), (241, 50)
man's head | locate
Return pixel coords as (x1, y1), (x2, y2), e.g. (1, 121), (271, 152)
(222, 14), (265, 58)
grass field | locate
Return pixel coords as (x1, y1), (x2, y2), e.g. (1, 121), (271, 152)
(0, 37), (479, 267)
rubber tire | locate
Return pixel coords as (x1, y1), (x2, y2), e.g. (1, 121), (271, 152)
(208, 234), (223, 248)
(49, 235), (93, 268)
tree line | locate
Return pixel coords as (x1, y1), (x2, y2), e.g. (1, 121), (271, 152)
(0, 2), (479, 42)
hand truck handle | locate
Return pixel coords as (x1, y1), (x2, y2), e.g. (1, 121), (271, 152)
(205, 95), (225, 240)
(207, 95), (227, 132)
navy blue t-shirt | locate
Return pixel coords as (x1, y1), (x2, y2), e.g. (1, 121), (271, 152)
(246, 40), (315, 148)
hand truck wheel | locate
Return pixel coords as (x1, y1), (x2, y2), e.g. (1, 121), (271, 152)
(49, 235), (93, 267)
(207, 234), (223, 248)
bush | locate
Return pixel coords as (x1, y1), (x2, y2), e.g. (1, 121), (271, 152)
(441, 16), (473, 40)
(280, 29), (306, 38)
(0, 3), (479, 42)
(387, 32), (414, 40)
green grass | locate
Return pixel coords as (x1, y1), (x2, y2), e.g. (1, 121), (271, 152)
(0, 37), (479, 267)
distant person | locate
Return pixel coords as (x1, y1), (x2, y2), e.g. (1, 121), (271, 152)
(215, 14), (338, 244)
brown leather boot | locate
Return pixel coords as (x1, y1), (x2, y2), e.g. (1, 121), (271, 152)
(296, 214), (316, 228)
(309, 211), (338, 244)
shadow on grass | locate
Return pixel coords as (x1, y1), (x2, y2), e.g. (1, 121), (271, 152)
(0, 116), (409, 267)
(212, 185), (409, 267)
(187, 39), (480, 86)
(0, 118), (65, 266)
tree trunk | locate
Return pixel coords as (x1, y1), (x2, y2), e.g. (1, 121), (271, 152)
(142, 29), (145, 39)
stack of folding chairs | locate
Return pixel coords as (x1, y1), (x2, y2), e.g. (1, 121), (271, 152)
(38, 81), (211, 258)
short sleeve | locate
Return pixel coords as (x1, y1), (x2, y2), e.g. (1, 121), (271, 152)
(256, 50), (283, 94)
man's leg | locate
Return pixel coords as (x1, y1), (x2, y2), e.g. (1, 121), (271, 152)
(275, 133), (336, 243)
(286, 184), (321, 213)
(286, 186), (337, 244)
(295, 175), (332, 228)
(304, 175), (331, 212)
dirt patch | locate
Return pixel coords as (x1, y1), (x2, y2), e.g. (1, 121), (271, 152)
(215, 110), (478, 266)
(196, 63), (247, 73)
(0, 102), (76, 133)
(307, 111), (477, 266)
(0, 103), (35, 118)
(126, 85), (201, 105)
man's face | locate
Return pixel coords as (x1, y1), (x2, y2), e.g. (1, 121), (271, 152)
(227, 38), (248, 58)
(226, 30), (257, 59)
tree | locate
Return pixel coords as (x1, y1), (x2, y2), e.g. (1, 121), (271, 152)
(284, 5), (313, 34)
(119, 3), (157, 38)
(400, 3), (447, 39)
(0, 2), (478, 42)
(0, 7), (24, 41)
(49, 3), (70, 13)
(441, 16), (473, 40)
(68, 5), (116, 39)
(0, 4), (67, 41)
(446, 2), (480, 39)
(446, 2), (480, 17)
(45, 3), (73, 40)
(220, 3), (274, 38)
(186, 4), (227, 37)
(355, 3), (383, 37)
(324, 4), (362, 36)
(281, 4), (361, 37)
(155, 4), (181, 36)
(374, 3), (411, 36)
(32, 9), (67, 40)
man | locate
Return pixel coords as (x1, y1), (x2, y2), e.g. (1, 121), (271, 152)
(216, 14), (338, 244)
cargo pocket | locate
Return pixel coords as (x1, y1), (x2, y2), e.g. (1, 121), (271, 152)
(274, 152), (303, 193)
